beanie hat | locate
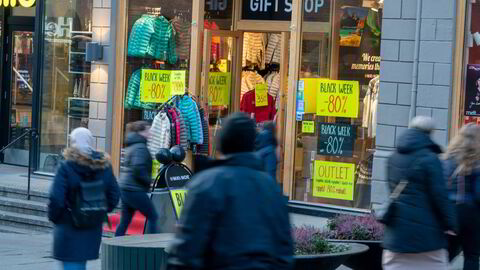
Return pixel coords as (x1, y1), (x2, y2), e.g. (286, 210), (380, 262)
(218, 112), (257, 154)
(70, 127), (94, 155)
(409, 116), (435, 134)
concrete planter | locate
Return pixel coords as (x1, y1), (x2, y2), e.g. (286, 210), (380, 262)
(294, 243), (369, 270)
(329, 239), (383, 270)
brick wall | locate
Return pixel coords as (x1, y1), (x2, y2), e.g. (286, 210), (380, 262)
(88, 0), (111, 152)
(371, 0), (456, 205)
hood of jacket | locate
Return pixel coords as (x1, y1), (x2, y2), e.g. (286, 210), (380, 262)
(200, 152), (265, 173)
(396, 128), (442, 154)
(63, 147), (111, 172)
(125, 132), (147, 146)
(255, 129), (277, 150)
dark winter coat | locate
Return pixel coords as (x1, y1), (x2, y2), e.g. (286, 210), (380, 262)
(119, 133), (153, 192)
(48, 148), (120, 262)
(443, 158), (480, 205)
(168, 153), (294, 270)
(383, 129), (457, 253)
(255, 129), (278, 180)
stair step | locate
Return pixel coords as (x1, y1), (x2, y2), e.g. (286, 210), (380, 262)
(0, 224), (44, 234)
(0, 209), (52, 232)
(0, 186), (49, 203)
(0, 197), (47, 217)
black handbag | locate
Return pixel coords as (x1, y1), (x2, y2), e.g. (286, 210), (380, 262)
(374, 180), (408, 225)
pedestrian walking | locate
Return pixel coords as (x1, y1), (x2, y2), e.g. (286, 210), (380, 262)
(255, 121), (279, 180)
(382, 116), (457, 270)
(443, 123), (480, 270)
(115, 121), (158, 236)
(48, 127), (120, 270)
(168, 112), (294, 270)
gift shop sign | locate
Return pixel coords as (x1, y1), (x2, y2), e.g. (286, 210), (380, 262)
(316, 79), (359, 118)
(208, 72), (231, 106)
(242, 0), (330, 22)
(140, 70), (186, 103)
(314, 161), (355, 201)
(317, 123), (355, 157)
(1, 0), (35, 7)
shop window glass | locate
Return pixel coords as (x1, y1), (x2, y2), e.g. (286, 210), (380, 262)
(122, 0), (194, 168)
(205, 0), (233, 30)
(461, 2), (480, 126)
(39, 0), (93, 172)
(292, 0), (382, 209)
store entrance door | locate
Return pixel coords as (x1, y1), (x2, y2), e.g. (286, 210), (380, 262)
(0, 23), (35, 166)
(201, 30), (243, 157)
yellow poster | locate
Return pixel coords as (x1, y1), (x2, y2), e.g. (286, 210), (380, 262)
(255, 83), (268, 107)
(208, 72), (231, 106)
(171, 70), (186, 95)
(302, 121), (315, 133)
(302, 78), (319, 114)
(170, 189), (187, 219)
(140, 69), (171, 103)
(218, 59), (228, 73)
(316, 79), (359, 118)
(152, 160), (161, 178)
(313, 161), (355, 201)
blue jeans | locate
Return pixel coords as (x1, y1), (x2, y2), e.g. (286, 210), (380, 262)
(62, 261), (86, 270)
(115, 190), (158, 236)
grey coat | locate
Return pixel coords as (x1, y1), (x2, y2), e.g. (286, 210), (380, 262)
(120, 133), (153, 192)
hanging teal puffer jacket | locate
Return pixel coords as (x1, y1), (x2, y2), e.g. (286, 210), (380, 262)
(124, 69), (156, 110)
(128, 15), (156, 58)
(178, 96), (202, 144)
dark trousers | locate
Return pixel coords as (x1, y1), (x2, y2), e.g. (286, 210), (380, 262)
(448, 203), (480, 270)
(115, 190), (158, 236)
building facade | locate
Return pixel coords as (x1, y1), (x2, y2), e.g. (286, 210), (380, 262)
(0, 0), (475, 215)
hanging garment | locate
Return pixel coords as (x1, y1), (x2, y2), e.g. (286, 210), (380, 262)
(241, 71), (266, 97)
(127, 15), (157, 58)
(197, 108), (210, 155)
(171, 16), (191, 61)
(265, 33), (281, 64)
(371, 84), (379, 138)
(124, 69), (155, 110)
(173, 107), (189, 150)
(165, 110), (176, 147)
(169, 108), (181, 146)
(178, 96), (202, 144)
(149, 111), (172, 157)
(193, 101), (204, 145)
(240, 90), (276, 123)
(265, 72), (281, 99)
(362, 76), (379, 133)
(242, 33), (266, 68)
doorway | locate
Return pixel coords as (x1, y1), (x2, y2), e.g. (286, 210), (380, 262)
(0, 18), (35, 166)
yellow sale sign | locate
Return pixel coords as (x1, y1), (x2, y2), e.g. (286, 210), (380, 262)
(208, 72), (231, 106)
(170, 189), (187, 219)
(313, 161), (355, 201)
(255, 83), (268, 107)
(302, 121), (315, 134)
(171, 70), (186, 95)
(140, 69), (172, 103)
(316, 79), (359, 118)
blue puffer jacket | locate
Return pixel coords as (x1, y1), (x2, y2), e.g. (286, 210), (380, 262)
(48, 148), (120, 262)
(383, 128), (457, 253)
(255, 128), (278, 181)
(443, 158), (480, 205)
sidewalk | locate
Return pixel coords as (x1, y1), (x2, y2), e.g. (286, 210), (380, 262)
(0, 164), (53, 194)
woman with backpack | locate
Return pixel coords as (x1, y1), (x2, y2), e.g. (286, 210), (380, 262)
(444, 123), (480, 270)
(48, 127), (120, 270)
(115, 121), (159, 236)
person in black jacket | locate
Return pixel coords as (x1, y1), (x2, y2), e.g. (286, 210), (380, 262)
(115, 121), (158, 236)
(48, 127), (120, 270)
(256, 121), (279, 181)
(382, 116), (457, 270)
(168, 112), (294, 270)
(443, 123), (480, 270)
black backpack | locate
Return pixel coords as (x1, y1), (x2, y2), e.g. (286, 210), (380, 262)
(70, 175), (108, 229)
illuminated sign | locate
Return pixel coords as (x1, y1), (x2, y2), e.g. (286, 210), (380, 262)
(1, 0), (36, 8)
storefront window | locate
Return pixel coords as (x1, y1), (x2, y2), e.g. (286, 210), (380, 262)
(122, 0), (193, 166)
(461, 1), (480, 126)
(205, 0), (233, 30)
(293, 0), (383, 209)
(39, 0), (93, 172)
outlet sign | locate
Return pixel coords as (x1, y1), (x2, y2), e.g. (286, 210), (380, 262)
(1, 0), (36, 8)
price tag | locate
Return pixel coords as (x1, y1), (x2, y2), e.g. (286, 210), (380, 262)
(140, 69), (171, 103)
(170, 189), (187, 219)
(171, 70), (186, 95)
(302, 121), (315, 133)
(316, 79), (359, 118)
(255, 83), (268, 107)
(218, 59), (228, 73)
(208, 72), (231, 106)
(152, 160), (161, 178)
(313, 161), (355, 201)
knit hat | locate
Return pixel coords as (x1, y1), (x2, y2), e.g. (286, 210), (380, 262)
(409, 116), (435, 134)
(218, 112), (257, 154)
(70, 127), (94, 155)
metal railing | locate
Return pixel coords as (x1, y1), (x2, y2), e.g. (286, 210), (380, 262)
(0, 129), (38, 200)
